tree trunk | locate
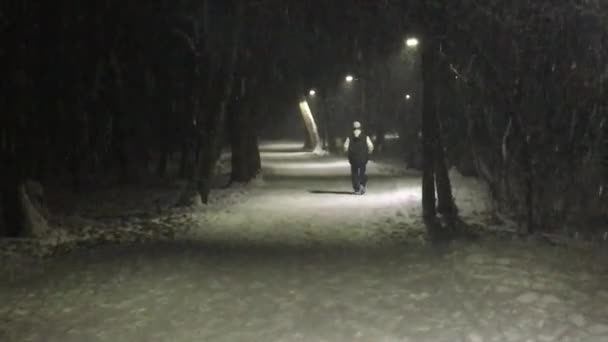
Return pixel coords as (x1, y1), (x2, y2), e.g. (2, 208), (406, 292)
(117, 130), (129, 184)
(421, 39), (437, 219)
(1, 156), (48, 238)
(299, 99), (323, 153)
(248, 134), (261, 175)
(243, 108), (262, 180)
(196, 145), (214, 204)
(20, 181), (49, 237)
(178, 141), (191, 179)
(1, 163), (24, 237)
(421, 37), (457, 219)
(323, 98), (339, 153)
(320, 101), (329, 150)
(230, 101), (249, 182)
(434, 83), (456, 216)
(434, 112), (456, 215)
(375, 124), (386, 154)
(68, 150), (82, 192)
(195, 2), (244, 204)
(157, 145), (168, 178)
(402, 93), (421, 169)
(230, 97), (260, 183)
(142, 148), (151, 175)
(521, 136), (534, 234)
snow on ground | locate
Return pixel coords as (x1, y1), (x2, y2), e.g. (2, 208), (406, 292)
(195, 145), (425, 247)
(0, 154), (248, 279)
(191, 141), (495, 248)
(1, 141), (607, 341)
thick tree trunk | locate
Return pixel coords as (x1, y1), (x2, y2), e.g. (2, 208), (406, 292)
(35, 143), (50, 182)
(298, 99), (323, 153)
(303, 128), (313, 150)
(178, 141), (191, 179)
(142, 148), (151, 174)
(421, 40), (437, 219)
(508, 98), (535, 234)
(193, 133), (203, 171)
(196, 145), (214, 204)
(323, 98), (339, 153)
(1, 156), (48, 238)
(434, 85), (456, 216)
(230, 103), (248, 182)
(402, 92), (422, 169)
(19, 181), (49, 237)
(196, 97), (237, 204)
(157, 145), (168, 178)
(434, 113), (456, 215)
(521, 137), (534, 234)
(421, 38), (456, 219)
(320, 101), (329, 150)
(68, 150), (82, 192)
(230, 99), (260, 183)
(375, 124), (386, 154)
(117, 133), (129, 184)
(248, 134), (261, 174)
(1, 170), (23, 237)
(194, 2), (244, 204)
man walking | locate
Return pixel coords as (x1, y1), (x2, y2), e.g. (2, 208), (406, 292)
(344, 121), (374, 195)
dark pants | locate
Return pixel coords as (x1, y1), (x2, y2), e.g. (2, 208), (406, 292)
(350, 161), (368, 191)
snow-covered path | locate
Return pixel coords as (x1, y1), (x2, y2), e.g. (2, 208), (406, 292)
(1, 141), (607, 342)
(190, 141), (427, 248)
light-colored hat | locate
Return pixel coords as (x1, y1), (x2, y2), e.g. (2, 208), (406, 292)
(353, 121), (362, 129)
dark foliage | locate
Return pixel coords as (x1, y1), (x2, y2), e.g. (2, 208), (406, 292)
(1, 0), (606, 236)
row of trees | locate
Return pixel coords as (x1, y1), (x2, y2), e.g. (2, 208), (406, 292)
(419, 0), (608, 233)
(303, 0), (608, 233)
(1, 0), (606, 237)
(0, 1), (279, 236)
(0, 0), (409, 237)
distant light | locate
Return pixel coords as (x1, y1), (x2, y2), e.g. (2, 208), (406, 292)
(309, 89), (316, 96)
(405, 94), (411, 100)
(406, 38), (419, 47)
(345, 75), (354, 82)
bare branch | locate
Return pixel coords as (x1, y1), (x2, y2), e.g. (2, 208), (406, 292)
(172, 28), (199, 55)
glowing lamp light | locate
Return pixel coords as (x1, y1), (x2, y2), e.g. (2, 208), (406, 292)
(309, 89), (316, 96)
(406, 38), (419, 47)
(405, 94), (411, 100)
(345, 75), (354, 82)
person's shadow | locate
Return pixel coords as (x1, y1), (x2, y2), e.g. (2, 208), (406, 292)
(309, 190), (356, 195)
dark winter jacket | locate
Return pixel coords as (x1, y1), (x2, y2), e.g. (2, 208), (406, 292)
(345, 130), (373, 164)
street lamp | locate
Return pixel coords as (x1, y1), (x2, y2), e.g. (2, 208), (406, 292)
(309, 89), (316, 96)
(406, 38), (419, 47)
(345, 75), (354, 83)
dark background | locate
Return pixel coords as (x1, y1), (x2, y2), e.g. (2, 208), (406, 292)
(1, 0), (607, 238)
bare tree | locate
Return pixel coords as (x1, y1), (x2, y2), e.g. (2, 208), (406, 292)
(421, 37), (457, 219)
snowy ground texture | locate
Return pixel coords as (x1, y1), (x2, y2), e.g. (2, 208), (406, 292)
(1, 141), (607, 342)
